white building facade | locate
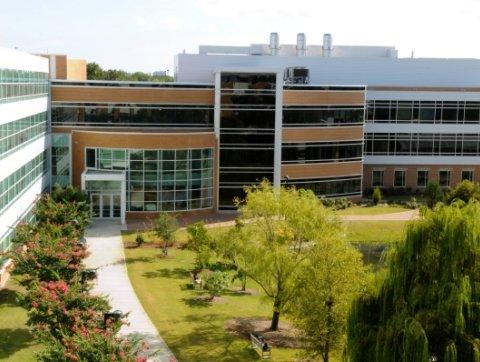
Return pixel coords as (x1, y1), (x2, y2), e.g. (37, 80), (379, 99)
(0, 47), (50, 269)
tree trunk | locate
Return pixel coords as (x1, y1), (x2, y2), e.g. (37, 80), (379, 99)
(241, 274), (247, 291)
(323, 345), (329, 362)
(270, 298), (281, 330)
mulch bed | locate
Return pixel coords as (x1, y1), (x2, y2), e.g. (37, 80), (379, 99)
(225, 317), (304, 348)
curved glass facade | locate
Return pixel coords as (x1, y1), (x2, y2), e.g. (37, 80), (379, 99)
(86, 147), (214, 212)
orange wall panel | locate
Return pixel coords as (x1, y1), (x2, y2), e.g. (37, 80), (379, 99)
(281, 162), (363, 179)
(283, 90), (365, 105)
(282, 127), (363, 142)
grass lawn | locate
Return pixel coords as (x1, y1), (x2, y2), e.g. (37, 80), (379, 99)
(344, 220), (409, 243)
(0, 278), (41, 361)
(123, 246), (307, 361)
(335, 204), (409, 216)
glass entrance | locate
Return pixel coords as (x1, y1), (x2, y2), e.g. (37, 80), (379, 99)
(90, 193), (121, 219)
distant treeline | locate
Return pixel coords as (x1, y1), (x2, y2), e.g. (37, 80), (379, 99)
(86, 62), (173, 82)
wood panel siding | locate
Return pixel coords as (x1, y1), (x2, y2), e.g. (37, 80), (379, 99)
(367, 86), (480, 92)
(363, 164), (480, 190)
(282, 127), (363, 142)
(66, 59), (87, 81)
(281, 162), (363, 179)
(283, 90), (365, 105)
(52, 86), (215, 104)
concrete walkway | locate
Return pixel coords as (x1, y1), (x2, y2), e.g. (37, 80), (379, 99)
(84, 220), (175, 362)
(341, 209), (419, 221)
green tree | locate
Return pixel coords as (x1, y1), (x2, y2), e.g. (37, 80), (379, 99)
(203, 271), (230, 300)
(424, 180), (444, 208)
(287, 238), (368, 362)
(86, 62), (173, 82)
(154, 212), (179, 255)
(372, 187), (382, 205)
(445, 179), (480, 204)
(232, 181), (342, 330)
(186, 222), (213, 269)
(346, 201), (480, 362)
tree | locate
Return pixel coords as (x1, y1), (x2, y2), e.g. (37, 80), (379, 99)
(154, 212), (179, 255)
(203, 271), (230, 300)
(346, 201), (480, 361)
(424, 180), (444, 208)
(86, 62), (173, 82)
(217, 219), (253, 291)
(372, 187), (382, 205)
(231, 181), (342, 330)
(445, 179), (480, 204)
(287, 239), (368, 362)
(186, 222), (213, 269)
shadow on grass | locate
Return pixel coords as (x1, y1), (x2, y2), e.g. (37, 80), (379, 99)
(162, 313), (258, 362)
(123, 256), (157, 265)
(0, 288), (22, 308)
(0, 328), (36, 359)
(181, 297), (212, 308)
(142, 268), (189, 279)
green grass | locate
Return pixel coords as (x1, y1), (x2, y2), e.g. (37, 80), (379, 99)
(344, 220), (409, 243)
(122, 225), (233, 246)
(0, 278), (41, 361)
(335, 204), (409, 216)
(123, 246), (305, 361)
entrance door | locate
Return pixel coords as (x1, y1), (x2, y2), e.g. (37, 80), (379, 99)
(90, 193), (121, 219)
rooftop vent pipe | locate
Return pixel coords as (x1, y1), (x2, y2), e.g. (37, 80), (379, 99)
(270, 32), (279, 56)
(323, 33), (332, 57)
(296, 33), (306, 56)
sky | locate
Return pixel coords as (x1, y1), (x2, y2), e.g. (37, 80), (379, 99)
(1, 0), (480, 74)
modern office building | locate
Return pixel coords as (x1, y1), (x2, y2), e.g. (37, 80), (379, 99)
(0, 46), (49, 282)
(2, 32), (480, 240)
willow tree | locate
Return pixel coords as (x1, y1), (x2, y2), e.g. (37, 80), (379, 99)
(346, 201), (480, 362)
(233, 181), (342, 330)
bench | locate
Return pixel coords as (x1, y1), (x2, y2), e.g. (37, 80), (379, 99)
(250, 333), (271, 359)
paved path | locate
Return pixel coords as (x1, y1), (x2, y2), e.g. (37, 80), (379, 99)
(341, 209), (419, 221)
(84, 220), (175, 362)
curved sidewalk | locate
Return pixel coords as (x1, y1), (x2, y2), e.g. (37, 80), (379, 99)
(341, 209), (419, 221)
(84, 220), (175, 362)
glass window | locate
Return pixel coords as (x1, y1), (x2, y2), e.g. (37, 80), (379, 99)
(439, 170), (451, 187)
(372, 170), (384, 187)
(394, 170), (405, 188)
(417, 170), (429, 187)
(86, 148), (96, 168)
(461, 170), (474, 182)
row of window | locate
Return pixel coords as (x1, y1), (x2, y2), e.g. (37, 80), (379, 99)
(372, 169), (474, 188)
(87, 148), (214, 212)
(367, 100), (480, 123)
(365, 133), (480, 156)
(0, 151), (48, 214)
(51, 105), (214, 128)
(0, 112), (47, 157)
(0, 68), (49, 103)
(283, 107), (364, 127)
(282, 141), (363, 164)
(283, 176), (362, 197)
(51, 134), (70, 187)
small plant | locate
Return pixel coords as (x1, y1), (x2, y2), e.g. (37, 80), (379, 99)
(372, 187), (382, 205)
(154, 212), (179, 255)
(203, 271), (230, 300)
(424, 181), (444, 208)
(135, 234), (145, 248)
(406, 197), (419, 209)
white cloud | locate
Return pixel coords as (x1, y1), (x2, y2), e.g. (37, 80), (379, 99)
(160, 15), (182, 31)
(136, 15), (146, 27)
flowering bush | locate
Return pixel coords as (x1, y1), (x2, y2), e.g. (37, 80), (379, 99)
(10, 227), (88, 287)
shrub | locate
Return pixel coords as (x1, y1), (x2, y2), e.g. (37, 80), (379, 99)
(424, 181), (444, 208)
(445, 179), (480, 204)
(372, 187), (382, 205)
(203, 271), (230, 299)
(135, 234), (145, 248)
(405, 197), (419, 209)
